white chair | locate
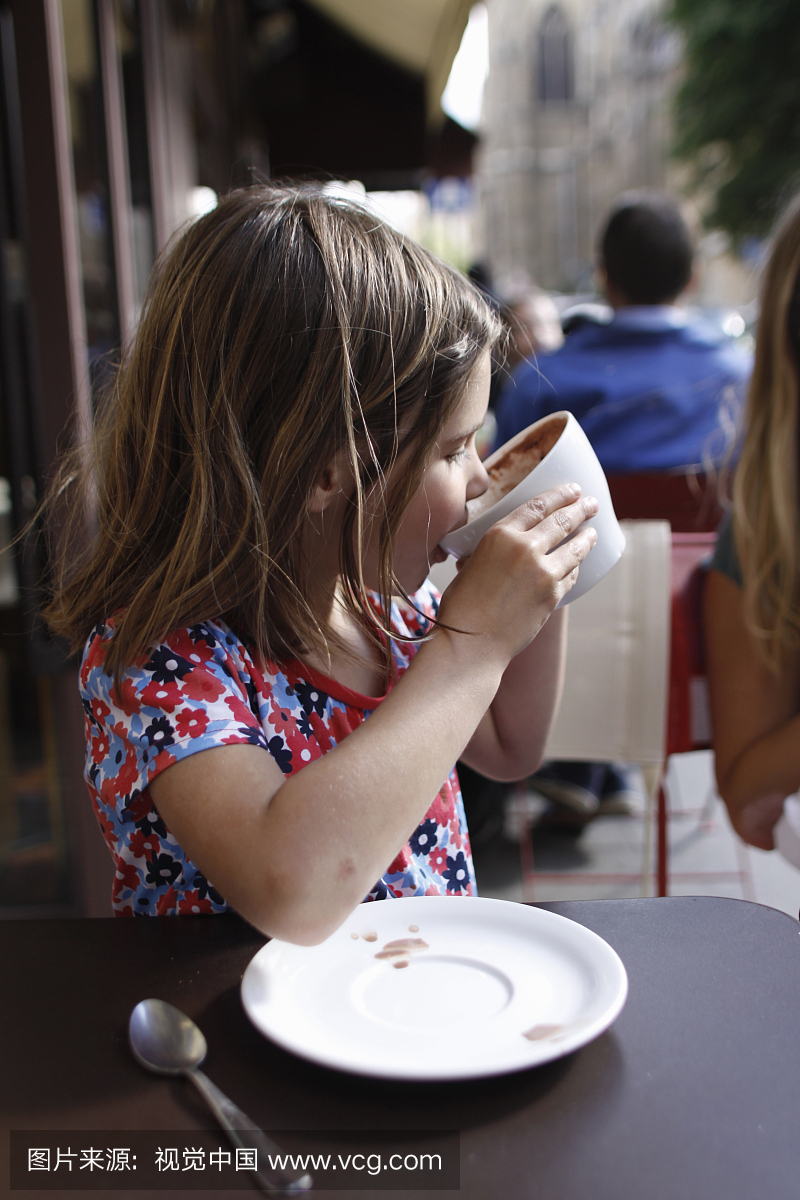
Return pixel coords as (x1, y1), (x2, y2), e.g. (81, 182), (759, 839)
(546, 519), (670, 765)
(428, 519), (672, 896)
(544, 519), (671, 895)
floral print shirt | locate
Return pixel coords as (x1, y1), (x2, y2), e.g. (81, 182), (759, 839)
(80, 581), (476, 917)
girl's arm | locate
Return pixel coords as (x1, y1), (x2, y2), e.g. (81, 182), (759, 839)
(149, 486), (595, 945)
(704, 567), (800, 849)
(457, 606), (568, 781)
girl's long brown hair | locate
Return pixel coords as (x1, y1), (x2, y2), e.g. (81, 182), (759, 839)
(43, 185), (501, 683)
(733, 190), (800, 671)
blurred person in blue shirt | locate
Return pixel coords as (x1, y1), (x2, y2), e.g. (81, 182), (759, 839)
(495, 190), (752, 473)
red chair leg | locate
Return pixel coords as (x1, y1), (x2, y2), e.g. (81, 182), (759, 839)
(657, 781), (669, 896)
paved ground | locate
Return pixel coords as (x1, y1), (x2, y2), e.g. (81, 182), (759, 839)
(471, 751), (800, 920)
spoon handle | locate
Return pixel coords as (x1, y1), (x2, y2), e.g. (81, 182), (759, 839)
(187, 1067), (312, 1196)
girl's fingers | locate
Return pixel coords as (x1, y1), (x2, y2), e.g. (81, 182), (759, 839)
(506, 483), (584, 531)
(548, 524), (598, 585)
(510, 486), (599, 554)
(447, 484), (601, 643)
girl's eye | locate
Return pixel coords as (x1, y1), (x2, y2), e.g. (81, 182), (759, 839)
(446, 446), (469, 464)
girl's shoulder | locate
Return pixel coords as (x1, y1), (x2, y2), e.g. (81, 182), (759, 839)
(78, 616), (285, 712)
(81, 615), (252, 675)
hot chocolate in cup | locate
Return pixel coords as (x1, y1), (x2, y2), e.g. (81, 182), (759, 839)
(438, 411), (626, 606)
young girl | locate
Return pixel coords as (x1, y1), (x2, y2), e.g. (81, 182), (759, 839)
(45, 185), (597, 944)
(705, 192), (800, 851)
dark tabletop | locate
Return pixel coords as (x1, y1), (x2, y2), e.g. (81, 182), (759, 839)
(2, 896), (800, 1200)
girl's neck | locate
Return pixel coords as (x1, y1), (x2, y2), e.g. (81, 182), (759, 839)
(302, 580), (387, 699)
(299, 499), (387, 697)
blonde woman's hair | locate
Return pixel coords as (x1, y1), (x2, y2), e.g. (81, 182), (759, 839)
(42, 184), (501, 684)
(734, 190), (800, 671)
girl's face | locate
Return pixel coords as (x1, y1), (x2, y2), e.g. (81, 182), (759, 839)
(365, 351), (492, 593)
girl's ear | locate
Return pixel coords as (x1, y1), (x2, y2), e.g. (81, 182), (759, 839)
(307, 450), (355, 513)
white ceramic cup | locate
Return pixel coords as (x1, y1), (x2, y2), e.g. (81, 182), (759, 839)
(438, 411), (626, 606)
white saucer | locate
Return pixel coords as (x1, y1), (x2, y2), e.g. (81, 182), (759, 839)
(240, 896), (628, 1080)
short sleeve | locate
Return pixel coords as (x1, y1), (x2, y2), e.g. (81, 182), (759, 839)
(81, 620), (270, 808)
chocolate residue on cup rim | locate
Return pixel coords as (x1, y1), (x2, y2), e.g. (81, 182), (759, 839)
(468, 415), (568, 521)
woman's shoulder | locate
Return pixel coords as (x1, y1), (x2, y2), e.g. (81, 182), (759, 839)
(710, 513), (743, 588)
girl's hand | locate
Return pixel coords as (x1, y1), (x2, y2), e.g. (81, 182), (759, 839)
(438, 483), (597, 664)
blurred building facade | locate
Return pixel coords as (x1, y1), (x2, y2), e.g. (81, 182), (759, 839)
(478, 0), (680, 294)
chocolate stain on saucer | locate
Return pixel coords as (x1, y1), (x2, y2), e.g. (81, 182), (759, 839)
(375, 936), (429, 970)
(522, 1023), (562, 1042)
(523, 1016), (594, 1042)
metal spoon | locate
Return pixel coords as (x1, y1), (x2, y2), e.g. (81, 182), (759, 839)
(129, 998), (312, 1196)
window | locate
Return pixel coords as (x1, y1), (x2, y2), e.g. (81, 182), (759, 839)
(537, 4), (573, 104)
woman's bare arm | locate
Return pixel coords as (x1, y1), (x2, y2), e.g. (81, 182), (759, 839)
(704, 567), (800, 848)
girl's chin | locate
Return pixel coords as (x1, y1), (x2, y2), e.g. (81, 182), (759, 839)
(367, 546), (449, 595)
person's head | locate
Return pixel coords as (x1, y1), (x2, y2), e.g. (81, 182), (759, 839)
(734, 190), (800, 670)
(599, 190), (696, 307)
(504, 289), (564, 366)
(44, 184), (501, 680)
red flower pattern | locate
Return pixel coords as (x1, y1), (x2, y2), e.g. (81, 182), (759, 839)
(180, 668), (225, 703)
(91, 731), (110, 763)
(175, 708), (210, 739)
(140, 679), (183, 714)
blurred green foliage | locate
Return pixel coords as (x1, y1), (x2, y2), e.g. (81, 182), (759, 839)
(667, 0), (800, 240)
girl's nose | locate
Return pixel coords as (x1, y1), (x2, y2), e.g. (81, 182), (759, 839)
(466, 455), (491, 503)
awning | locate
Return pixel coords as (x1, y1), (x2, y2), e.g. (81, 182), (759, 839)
(247, 1), (479, 186)
(304, 0), (474, 120)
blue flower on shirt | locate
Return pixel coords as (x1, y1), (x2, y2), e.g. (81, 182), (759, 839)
(266, 734), (292, 774)
(145, 852), (182, 888)
(294, 680), (328, 718)
(443, 851), (470, 894)
(192, 872), (225, 905)
(146, 646), (193, 684)
(188, 623), (218, 649)
(143, 715), (175, 751)
(138, 810), (168, 840)
(410, 819), (438, 858)
(296, 710), (314, 739)
(233, 723), (268, 748)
